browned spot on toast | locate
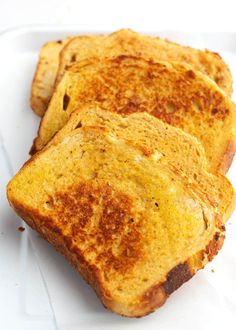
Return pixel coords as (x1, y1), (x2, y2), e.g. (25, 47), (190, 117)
(111, 54), (139, 63)
(186, 70), (196, 79)
(70, 54), (76, 63)
(139, 261), (194, 316)
(164, 262), (193, 295)
(29, 140), (37, 156)
(63, 93), (70, 111)
(43, 182), (145, 274)
(11, 181), (145, 276)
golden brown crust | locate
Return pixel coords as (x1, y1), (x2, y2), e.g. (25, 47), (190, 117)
(205, 232), (225, 262)
(218, 140), (236, 174)
(30, 94), (47, 117)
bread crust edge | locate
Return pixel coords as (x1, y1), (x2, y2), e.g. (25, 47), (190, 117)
(218, 139), (236, 174)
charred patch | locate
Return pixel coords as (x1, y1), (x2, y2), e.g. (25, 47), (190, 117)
(211, 108), (218, 115)
(63, 93), (70, 111)
(140, 261), (193, 313)
(186, 70), (196, 79)
(74, 121), (82, 129)
(205, 231), (225, 261)
(71, 54), (76, 63)
(212, 107), (229, 120)
(164, 262), (192, 295)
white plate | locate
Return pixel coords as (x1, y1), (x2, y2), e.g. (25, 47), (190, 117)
(0, 26), (236, 330)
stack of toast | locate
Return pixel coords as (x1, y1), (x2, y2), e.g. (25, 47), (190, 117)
(7, 29), (236, 317)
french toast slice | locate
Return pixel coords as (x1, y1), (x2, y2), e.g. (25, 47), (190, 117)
(7, 119), (229, 317)
(31, 29), (232, 117)
(32, 56), (236, 173)
(56, 29), (232, 95)
(31, 38), (71, 117)
(47, 106), (235, 223)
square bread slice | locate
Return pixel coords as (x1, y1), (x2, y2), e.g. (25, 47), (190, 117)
(31, 29), (232, 117)
(7, 109), (234, 317)
(32, 56), (236, 174)
(47, 106), (235, 224)
(56, 29), (232, 95)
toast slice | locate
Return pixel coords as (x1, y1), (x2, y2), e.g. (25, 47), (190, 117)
(31, 29), (232, 117)
(31, 38), (71, 116)
(56, 29), (232, 95)
(47, 106), (235, 223)
(8, 113), (230, 316)
(32, 56), (236, 173)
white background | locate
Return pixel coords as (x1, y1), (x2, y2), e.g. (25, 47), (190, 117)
(1, 0), (236, 33)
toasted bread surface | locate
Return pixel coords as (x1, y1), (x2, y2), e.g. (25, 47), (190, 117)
(8, 123), (227, 317)
(56, 29), (232, 95)
(31, 29), (232, 117)
(31, 38), (71, 116)
(48, 107), (235, 223)
(33, 56), (236, 173)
